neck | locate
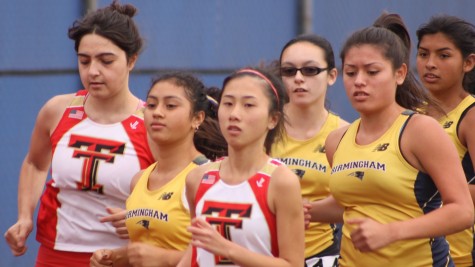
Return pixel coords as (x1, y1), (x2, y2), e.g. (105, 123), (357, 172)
(222, 144), (269, 184)
(155, 138), (201, 173)
(428, 88), (468, 116)
(285, 103), (329, 139)
(147, 138), (200, 191)
(85, 89), (138, 123)
(357, 105), (404, 144)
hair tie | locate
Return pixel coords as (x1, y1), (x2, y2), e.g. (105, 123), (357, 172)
(237, 69), (280, 106)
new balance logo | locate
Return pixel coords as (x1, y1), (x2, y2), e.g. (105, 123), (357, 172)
(159, 192), (174, 200)
(442, 121), (453, 129)
(348, 171), (365, 180)
(373, 143), (389, 152)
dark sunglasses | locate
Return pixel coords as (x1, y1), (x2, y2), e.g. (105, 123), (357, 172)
(280, 66), (329, 77)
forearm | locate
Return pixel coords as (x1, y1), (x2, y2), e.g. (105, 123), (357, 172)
(159, 249), (185, 267)
(176, 245), (191, 267)
(391, 202), (473, 242)
(111, 247), (129, 267)
(309, 195), (344, 223)
(17, 157), (50, 220)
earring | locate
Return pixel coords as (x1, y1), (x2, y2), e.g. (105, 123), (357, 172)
(195, 125), (200, 132)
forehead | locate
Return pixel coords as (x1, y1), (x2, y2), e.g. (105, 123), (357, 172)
(344, 44), (388, 64)
(223, 76), (270, 100)
(148, 80), (188, 99)
(78, 33), (122, 54)
(282, 41), (326, 63)
(418, 32), (457, 49)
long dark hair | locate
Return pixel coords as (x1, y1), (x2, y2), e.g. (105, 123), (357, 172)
(340, 13), (433, 111)
(417, 15), (475, 94)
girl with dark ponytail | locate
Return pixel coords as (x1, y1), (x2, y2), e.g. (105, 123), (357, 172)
(308, 13), (473, 267)
(91, 72), (227, 266)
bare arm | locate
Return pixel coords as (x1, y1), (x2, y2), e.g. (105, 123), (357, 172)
(394, 115), (473, 238)
(458, 107), (475, 205)
(90, 247), (129, 267)
(350, 115), (473, 252)
(307, 126), (348, 223)
(177, 166), (205, 267)
(4, 94), (72, 256)
(176, 245), (192, 267)
(309, 195), (344, 223)
(186, 166), (304, 267)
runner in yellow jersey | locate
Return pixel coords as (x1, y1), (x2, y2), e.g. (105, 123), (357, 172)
(416, 15), (475, 267)
(310, 13), (473, 267)
(90, 72), (226, 267)
(272, 33), (348, 267)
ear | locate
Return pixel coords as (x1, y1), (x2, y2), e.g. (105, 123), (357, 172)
(127, 54), (138, 71)
(268, 111), (280, 130)
(327, 68), (338, 86)
(463, 53), (475, 73)
(192, 111), (206, 130)
(395, 63), (408, 85)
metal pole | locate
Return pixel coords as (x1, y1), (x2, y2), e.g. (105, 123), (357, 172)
(299, 0), (313, 34)
(84, 0), (97, 15)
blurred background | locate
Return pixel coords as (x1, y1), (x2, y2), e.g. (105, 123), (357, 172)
(1, 1), (474, 265)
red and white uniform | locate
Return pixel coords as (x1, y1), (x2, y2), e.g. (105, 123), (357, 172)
(192, 158), (280, 267)
(36, 90), (154, 252)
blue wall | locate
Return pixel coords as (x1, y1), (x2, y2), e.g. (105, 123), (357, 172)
(2, 1), (475, 266)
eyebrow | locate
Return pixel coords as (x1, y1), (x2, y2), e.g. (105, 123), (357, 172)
(281, 60), (319, 66)
(146, 95), (183, 101)
(343, 62), (381, 68)
(77, 52), (117, 57)
(418, 46), (453, 53)
(222, 94), (257, 100)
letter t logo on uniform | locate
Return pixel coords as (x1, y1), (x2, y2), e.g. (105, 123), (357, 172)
(69, 134), (125, 194)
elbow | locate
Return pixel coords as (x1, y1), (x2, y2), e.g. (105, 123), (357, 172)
(461, 206), (475, 229)
(455, 200), (475, 231)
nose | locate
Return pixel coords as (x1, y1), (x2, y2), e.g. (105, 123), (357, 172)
(294, 69), (305, 83)
(228, 105), (241, 121)
(425, 54), (437, 70)
(88, 60), (100, 77)
(152, 103), (165, 118)
(354, 72), (366, 87)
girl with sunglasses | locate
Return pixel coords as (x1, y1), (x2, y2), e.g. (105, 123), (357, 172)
(416, 15), (475, 267)
(272, 34), (348, 267)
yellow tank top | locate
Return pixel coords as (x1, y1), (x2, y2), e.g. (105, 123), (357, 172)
(125, 159), (203, 250)
(440, 95), (475, 267)
(271, 112), (340, 257)
(330, 111), (451, 267)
